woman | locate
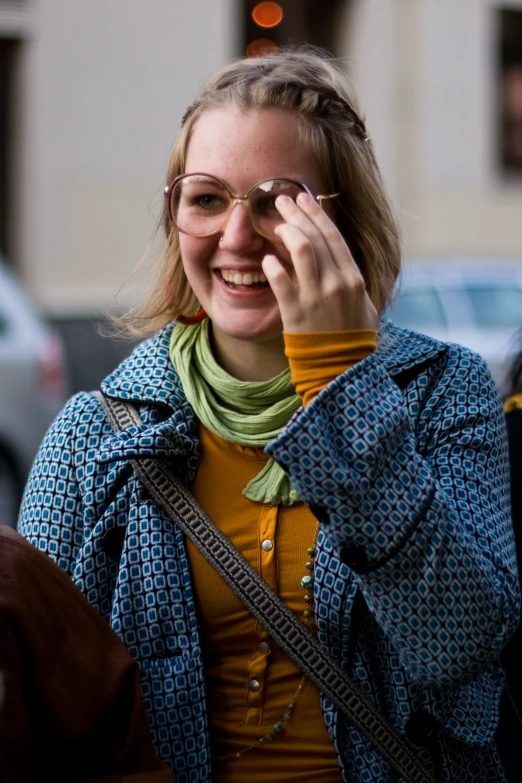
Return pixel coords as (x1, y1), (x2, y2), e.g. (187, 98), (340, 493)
(18, 49), (519, 782)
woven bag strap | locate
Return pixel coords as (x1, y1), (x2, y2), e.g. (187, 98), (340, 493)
(96, 392), (436, 783)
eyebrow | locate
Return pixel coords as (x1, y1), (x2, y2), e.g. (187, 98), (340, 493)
(183, 174), (223, 186)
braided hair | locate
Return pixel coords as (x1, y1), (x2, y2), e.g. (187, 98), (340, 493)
(130, 47), (401, 335)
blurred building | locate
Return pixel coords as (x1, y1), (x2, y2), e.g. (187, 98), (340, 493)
(0, 0), (239, 316)
(1, 0), (522, 385)
(348, 0), (522, 260)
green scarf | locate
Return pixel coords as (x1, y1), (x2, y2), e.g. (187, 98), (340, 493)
(169, 321), (301, 506)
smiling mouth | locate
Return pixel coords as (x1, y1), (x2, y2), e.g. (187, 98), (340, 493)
(219, 270), (270, 289)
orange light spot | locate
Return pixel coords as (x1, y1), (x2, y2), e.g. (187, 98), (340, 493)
(246, 39), (278, 58)
(252, 2), (283, 29)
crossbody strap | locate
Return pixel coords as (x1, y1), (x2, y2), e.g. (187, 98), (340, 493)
(96, 392), (436, 783)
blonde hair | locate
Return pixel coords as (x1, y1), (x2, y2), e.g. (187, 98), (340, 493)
(126, 47), (401, 335)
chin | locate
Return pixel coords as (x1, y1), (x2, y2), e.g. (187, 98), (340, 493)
(212, 313), (283, 344)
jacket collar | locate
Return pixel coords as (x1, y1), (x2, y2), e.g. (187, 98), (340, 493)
(101, 324), (186, 409)
(98, 324), (199, 467)
(98, 320), (447, 464)
(376, 318), (448, 375)
(102, 320), (447, 404)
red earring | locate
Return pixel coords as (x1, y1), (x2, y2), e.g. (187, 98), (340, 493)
(176, 309), (207, 325)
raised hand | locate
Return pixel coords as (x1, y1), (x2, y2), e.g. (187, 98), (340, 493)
(262, 192), (378, 334)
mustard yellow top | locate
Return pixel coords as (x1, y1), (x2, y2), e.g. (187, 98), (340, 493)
(505, 393), (522, 413)
(187, 330), (376, 782)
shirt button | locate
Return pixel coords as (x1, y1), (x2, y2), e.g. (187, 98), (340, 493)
(258, 641), (270, 653)
(261, 539), (273, 551)
(249, 679), (261, 692)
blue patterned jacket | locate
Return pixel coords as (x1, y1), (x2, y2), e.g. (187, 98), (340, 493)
(18, 320), (519, 783)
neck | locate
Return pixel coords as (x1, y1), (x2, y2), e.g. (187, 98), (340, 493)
(210, 326), (288, 381)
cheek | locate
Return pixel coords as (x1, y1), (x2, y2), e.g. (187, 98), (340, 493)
(179, 236), (214, 281)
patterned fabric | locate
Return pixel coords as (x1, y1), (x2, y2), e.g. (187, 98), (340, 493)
(18, 320), (519, 783)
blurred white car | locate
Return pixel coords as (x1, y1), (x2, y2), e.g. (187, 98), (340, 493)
(385, 258), (522, 394)
(0, 260), (68, 527)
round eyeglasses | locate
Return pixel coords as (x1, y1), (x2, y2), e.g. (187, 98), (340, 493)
(164, 173), (340, 242)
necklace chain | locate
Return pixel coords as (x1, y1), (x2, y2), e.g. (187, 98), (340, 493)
(215, 674), (307, 761)
(216, 522), (319, 763)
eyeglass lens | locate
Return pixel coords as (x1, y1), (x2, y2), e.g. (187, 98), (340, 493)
(169, 175), (306, 239)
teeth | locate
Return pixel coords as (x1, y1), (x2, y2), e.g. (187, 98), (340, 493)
(221, 271), (268, 286)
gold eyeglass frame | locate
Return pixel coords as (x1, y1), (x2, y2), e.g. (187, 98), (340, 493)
(164, 173), (341, 242)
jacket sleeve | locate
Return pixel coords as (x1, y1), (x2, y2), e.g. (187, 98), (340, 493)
(499, 408), (522, 710)
(267, 345), (520, 688)
(17, 392), (105, 575)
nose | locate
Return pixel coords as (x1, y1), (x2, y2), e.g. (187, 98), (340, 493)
(219, 202), (265, 252)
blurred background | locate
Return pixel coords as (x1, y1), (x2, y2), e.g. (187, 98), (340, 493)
(1, 0), (522, 523)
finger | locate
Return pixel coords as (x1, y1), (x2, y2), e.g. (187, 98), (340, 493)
(294, 192), (361, 277)
(261, 253), (297, 316)
(274, 194), (334, 275)
(273, 222), (321, 285)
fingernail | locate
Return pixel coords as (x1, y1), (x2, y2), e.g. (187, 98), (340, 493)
(297, 192), (314, 205)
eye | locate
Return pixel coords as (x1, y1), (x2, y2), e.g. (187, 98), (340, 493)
(194, 193), (224, 210)
(184, 190), (228, 213)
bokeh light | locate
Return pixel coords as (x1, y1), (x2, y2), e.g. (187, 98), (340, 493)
(246, 38), (278, 58)
(252, 2), (283, 29)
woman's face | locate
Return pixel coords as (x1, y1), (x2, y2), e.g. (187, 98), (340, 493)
(179, 106), (333, 354)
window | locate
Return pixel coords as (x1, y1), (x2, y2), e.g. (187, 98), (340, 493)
(386, 288), (447, 331)
(242, 0), (348, 58)
(499, 8), (522, 174)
